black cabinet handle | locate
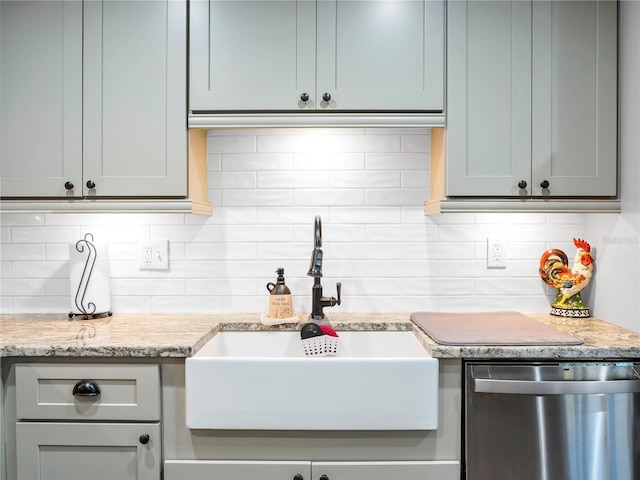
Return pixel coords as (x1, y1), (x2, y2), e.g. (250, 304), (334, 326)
(72, 379), (101, 396)
(319, 475), (329, 480)
(540, 180), (550, 189)
(322, 93), (331, 102)
(64, 181), (74, 190)
(86, 180), (96, 189)
(300, 93), (310, 102)
(139, 434), (150, 445)
(518, 180), (527, 189)
(293, 475), (304, 480)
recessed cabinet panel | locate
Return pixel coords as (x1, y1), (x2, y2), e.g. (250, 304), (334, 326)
(15, 363), (161, 421)
(17, 422), (160, 480)
(531, 0), (617, 196)
(164, 460), (460, 480)
(446, 0), (617, 199)
(0, 1), (83, 197)
(447, 0), (532, 196)
(165, 460), (311, 480)
(189, 0), (444, 113)
(189, 0), (317, 111)
(83, 0), (187, 197)
(316, 0), (444, 111)
(1, 0), (187, 201)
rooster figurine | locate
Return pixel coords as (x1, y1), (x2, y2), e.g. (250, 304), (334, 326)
(539, 238), (594, 317)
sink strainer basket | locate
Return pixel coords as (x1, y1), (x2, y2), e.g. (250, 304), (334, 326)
(300, 322), (339, 356)
(301, 335), (338, 356)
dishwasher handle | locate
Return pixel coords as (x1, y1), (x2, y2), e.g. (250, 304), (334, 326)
(474, 377), (640, 395)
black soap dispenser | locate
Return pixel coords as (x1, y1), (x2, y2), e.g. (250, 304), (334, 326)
(266, 268), (293, 319)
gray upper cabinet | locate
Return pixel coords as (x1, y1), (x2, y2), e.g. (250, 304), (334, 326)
(0, 0), (187, 199)
(0, 1), (83, 197)
(446, 0), (617, 198)
(189, 0), (444, 112)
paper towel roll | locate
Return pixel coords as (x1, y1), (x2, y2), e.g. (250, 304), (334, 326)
(69, 234), (111, 316)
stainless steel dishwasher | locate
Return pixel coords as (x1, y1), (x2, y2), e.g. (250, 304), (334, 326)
(464, 361), (640, 480)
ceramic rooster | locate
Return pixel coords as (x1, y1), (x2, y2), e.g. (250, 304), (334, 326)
(539, 238), (593, 317)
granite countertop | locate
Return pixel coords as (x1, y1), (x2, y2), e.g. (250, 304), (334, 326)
(1, 312), (639, 360)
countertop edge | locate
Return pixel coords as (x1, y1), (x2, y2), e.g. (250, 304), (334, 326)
(1, 312), (639, 360)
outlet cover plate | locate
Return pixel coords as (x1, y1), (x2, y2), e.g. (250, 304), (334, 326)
(139, 240), (170, 270)
(487, 238), (507, 268)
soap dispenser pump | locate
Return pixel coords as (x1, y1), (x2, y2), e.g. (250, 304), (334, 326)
(266, 268), (293, 319)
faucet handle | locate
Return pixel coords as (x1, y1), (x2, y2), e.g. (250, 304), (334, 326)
(336, 282), (341, 305)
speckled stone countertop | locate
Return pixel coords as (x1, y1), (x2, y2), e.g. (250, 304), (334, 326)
(1, 312), (639, 359)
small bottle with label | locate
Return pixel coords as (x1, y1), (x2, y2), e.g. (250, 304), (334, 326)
(266, 268), (294, 319)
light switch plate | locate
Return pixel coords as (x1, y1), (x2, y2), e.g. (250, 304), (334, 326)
(139, 240), (170, 270)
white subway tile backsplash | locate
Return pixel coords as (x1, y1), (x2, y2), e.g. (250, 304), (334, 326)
(439, 296), (512, 312)
(12, 296), (69, 313)
(0, 213), (44, 226)
(1, 278), (47, 296)
(152, 295), (222, 313)
(11, 261), (68, 279)
(208, 134), (256, 153)
(0, 244), (45, 261)
(366, 188), (426, 206)
(259, 171), (328, 189)
(401, 171), (429, 189)
(329, 207), (402, 224)
(209, 172), (257, 190)
(366, 153), (428, 171)
(222, 188), (293, 207)
(401, 133), (430, 152)
(222, 153), (294, 171)
(46, 279), (70, 296)
(0, 127), (586, 315)
(11, 226), (80, 244)
(294, 189), (365, 206)
(294, 153), (364, 171)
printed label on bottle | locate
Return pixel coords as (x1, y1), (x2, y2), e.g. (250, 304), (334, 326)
(269, 294), (293, 319)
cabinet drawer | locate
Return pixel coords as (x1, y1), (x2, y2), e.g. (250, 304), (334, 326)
(15, 363), (160, 421)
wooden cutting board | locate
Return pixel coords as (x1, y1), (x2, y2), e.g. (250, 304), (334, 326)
(410, 311), (583, 346)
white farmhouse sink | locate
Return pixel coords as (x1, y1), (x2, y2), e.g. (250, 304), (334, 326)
(185, 330), (439, 430)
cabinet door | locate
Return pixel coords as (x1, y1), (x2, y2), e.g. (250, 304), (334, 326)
(16, 422), (160, 480)
(531, 0), (617, 197)
(313, 461), (460, 480)
(189, 0), (316, 111)
(0, 0), (83, 198)
(164, 460), (311, 480)
(83, 0), (187, 197)
(316, 0), (444, 111)
(446, 0), (532, 196)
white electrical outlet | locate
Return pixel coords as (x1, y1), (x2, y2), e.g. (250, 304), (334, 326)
(487, 238), (507, 268)
(139, 240), (170, 270)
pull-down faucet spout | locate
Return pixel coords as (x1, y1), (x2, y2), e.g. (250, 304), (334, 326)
(307, 215), (341, 322)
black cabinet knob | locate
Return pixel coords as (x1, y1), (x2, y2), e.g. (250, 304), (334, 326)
(540, 180), (550, 189)
(322, 92), (331, 102)
(139, 434), (150, 445)
(293, 475), (304, 480)
(319, 475), (329, 480)
(72, 380), (101, 397)
(64, 181), (74, 190)
(518, 180), (527, 189)
(300, 93), (310, 102)
(86, 180), (96, 189)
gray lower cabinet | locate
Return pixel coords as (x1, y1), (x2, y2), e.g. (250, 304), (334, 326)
(12, 363), (161, 480)
(189, 0), (444, 112)
(164, 460), (459, 480)
(446, 0), (617, 198)
(0, 0), (187, 199)
(16, 423), (160, 480)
